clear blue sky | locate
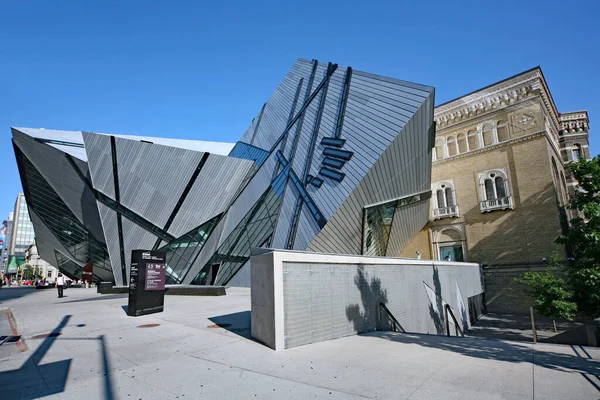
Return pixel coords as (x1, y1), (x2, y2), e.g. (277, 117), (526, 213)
(1, 0), (598, 218)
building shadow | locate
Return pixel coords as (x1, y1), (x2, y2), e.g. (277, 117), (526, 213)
(370, 331), (599, 392)
(208, 311), (252, 339)
(345, 265), (388, 333)
(0, 287), (39, 304)
(0, 315), (115, 399)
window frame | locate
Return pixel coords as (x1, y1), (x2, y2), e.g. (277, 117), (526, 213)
(477, 167), (514, 212)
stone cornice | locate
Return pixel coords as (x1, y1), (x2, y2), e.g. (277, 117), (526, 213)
(432, 131), (546, 166)
(434, 68), (560, 134)
(434, 97), (541, 135)
(558, 110), (589, 134)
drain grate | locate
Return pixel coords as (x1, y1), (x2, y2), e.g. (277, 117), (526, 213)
(207, 323), (231, 329)
(31, 332), (61, 339)
(137, 324), (160, 328)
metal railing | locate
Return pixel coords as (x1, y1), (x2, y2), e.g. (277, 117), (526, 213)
(444, 304), (464, 337)
(480, 196), (512, 212)
(433, 205), (459, 219)
(377, 303), (405, 333)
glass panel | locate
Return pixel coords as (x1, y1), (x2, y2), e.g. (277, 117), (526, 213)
(439, 245), (463, 262)
(468, 131), (479, 150)
(436, 190), (446, 209)
(447, 138), (457, 156)
(191, 176), (284, 286)
(484, 179), (495, 200)
(457, 134), (468, 153)
(495, 178), (507, 198)
(445, 188), (454, 207)
(497, 122), (509, 142)
(482, 127), (493, 146)
(363, 199), (396, 256)
(160, 214), (221, 284)
(572, 147), (581, 160)
(435, 143), (444, 159)
(228, 141), (269, 166)
(16, 149), (112, 281)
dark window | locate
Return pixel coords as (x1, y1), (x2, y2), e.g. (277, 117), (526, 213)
(322, 148), (353, 161)
(319, 167), (345, 182)
(495, 177), (506, 198)
(322, 157), (345, 169)
(484, 179), (495, 200)
(320, 137), (346, 148)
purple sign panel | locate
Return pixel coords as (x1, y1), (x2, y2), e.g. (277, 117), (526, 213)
(145, 263), (166, 291)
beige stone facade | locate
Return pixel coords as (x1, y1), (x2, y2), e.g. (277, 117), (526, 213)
(401, 67), (591, 271)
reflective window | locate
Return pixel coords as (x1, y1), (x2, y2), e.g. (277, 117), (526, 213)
(362, 193), (426, 256)
(192, 171), (285, 286)
(161, 215), (220, 284)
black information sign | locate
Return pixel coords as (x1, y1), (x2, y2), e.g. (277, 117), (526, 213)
(127, 250), (167, 317)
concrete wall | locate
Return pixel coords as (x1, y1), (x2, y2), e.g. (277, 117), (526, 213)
(251, 250), (484, 350)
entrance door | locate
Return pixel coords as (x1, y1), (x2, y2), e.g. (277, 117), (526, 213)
(439, 245), (464, 262)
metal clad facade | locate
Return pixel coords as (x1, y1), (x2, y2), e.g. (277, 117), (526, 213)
(167, 154), (254, 237)
(96, 202), (122, 286)
(82, 132), (115, 199)
(307, 89), (434, 255)
(114, 137), (205, 228)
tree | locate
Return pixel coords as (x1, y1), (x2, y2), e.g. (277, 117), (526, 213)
(516, 261), (577, 321)
(22, 264), (34, 280)
(518, 156), (600, 320)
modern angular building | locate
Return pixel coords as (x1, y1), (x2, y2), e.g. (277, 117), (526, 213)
(12, 58), (435, 286)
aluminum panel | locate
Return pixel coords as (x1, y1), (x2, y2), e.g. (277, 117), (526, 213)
(82, 131), (115, 199)
(167, 154), (254, 237)
(114, 137), (205, 229)
(96, 202), (123, 286)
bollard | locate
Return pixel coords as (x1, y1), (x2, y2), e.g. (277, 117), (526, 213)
(530, 306), (537, 344)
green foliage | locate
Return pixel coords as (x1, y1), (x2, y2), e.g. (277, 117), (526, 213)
(22, 264), (34, 280)
(516, 266), (577, 321)
(556, 156), (600, 262)
(518, 156), (600, 319)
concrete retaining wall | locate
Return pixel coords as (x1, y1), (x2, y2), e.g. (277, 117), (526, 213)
(251, 250), (484, 350)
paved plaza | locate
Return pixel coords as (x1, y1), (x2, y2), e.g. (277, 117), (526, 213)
(0, 286), (598, 399)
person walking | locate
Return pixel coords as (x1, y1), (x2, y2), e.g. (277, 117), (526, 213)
(56, 273), (66, 298)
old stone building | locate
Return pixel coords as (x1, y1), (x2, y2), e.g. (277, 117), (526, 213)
(400, 67), (592, 312)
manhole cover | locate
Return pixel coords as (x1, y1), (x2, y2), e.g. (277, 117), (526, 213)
(137, 324), (160, 328)
(207, 323), (231, 329)
(31, 332), (61, 339)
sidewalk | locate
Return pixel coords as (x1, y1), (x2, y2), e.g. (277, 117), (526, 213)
(0, 286), (598, 399)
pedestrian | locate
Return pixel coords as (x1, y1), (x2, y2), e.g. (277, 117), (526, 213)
(56, 273), (66, 298)
(416, 251), (421, 260)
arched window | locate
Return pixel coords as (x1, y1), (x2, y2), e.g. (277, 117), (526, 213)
(435, 137), (445, 160)
(432, 181), (459, 219)
(572, 144), (582, 160)
(467, 129), (479, 150)
(478, 169), (513, 212)
(482, 123), (493, 146)
(457, 133), (468, 153)
(447, 136), (457, 156)
(497, 120), (509, 142)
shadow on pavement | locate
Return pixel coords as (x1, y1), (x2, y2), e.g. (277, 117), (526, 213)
(208, 311), (251, 339)
(371, 331), (599, 391)
(0, 315), (116, 399)
(0, 287), (39, 304)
